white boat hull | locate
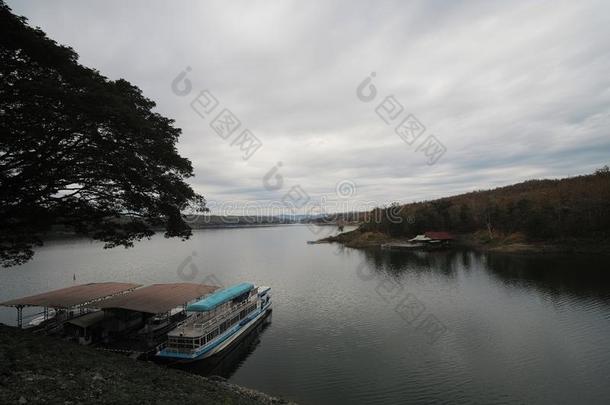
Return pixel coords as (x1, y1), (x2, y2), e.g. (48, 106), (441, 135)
(199, 302), (272, 359)
(157, 301), (272, 362)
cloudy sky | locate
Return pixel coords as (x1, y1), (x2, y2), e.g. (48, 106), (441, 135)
(8, 0), (610, 214)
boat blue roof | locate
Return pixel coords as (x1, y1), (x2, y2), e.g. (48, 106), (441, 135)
(186, 282), (254, 312)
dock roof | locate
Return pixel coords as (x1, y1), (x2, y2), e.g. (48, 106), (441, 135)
(0, 282), (141, 309)
(88, 283), (218, 314)
(65, 310), (106, 328)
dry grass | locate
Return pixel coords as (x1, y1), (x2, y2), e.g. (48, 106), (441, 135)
(0, 325), (291, 404)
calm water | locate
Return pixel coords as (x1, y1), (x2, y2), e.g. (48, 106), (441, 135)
(1, 225), (610, 404)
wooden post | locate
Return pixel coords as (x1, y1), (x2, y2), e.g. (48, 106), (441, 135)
(17, 306), (23, 328)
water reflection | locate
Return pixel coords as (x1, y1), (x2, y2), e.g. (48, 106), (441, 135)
(358, 247), (462, 279)
(483, 252), (610, 302)
(3, 227), (610, 404)
(357, 247), (610, 302)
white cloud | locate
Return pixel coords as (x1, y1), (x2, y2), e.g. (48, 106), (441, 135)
(8, 0), (610, 213)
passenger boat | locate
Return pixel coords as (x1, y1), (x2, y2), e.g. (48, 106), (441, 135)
(156, 282), (271, 362)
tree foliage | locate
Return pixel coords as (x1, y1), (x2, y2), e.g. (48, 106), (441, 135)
(361, 168), (610, 241)
(0, 2), (205, 266)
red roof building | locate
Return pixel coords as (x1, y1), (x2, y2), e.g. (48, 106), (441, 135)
(424, 231), (454, 241)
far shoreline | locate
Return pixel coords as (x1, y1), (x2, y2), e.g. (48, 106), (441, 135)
(40, 223), (345, 243)
(41, 223), (314, 236)
(317, 229), (610, 256)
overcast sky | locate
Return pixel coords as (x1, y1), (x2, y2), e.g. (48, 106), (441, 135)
(8, 0), (610, 214)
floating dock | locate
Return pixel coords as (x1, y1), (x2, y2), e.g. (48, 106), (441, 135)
(87, 283), (218, 314)
(381, 242), (426, 250)
(1, 282), (221, 356)
(0, 282), (140, 328)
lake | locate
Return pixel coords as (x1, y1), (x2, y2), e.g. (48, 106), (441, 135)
(1, 225), (609, 404)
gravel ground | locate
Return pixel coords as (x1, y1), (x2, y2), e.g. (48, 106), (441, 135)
(0, 325), (293, 404)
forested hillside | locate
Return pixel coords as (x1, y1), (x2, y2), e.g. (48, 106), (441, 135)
(360, 167), (610, 241)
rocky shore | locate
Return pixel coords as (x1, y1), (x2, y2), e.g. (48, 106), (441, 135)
(0, 325), (293, 404)
(318, 229), (610, 255)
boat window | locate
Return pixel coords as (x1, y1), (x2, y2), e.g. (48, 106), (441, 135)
(206, 329), (218, 342)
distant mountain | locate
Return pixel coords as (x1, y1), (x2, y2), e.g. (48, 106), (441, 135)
(183, 215), (292, 228)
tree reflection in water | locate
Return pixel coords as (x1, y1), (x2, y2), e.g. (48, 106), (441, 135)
(355, 247), (610, 303)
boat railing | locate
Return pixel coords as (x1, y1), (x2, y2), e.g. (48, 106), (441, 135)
(174, 297), (256, 337)
(162, 346), (198, 356)
(193, 299), (252, 329)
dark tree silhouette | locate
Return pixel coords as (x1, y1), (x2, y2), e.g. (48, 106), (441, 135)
(0, 2), (205, 266)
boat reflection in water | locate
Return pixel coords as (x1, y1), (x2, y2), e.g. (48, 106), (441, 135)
(171, 313), (272, 379)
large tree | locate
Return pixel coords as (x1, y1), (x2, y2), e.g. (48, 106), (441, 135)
(0, 2), (205, 267)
